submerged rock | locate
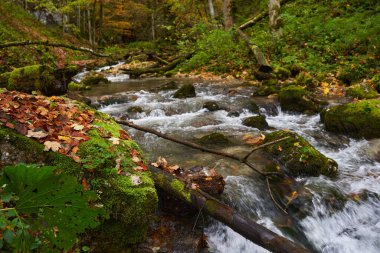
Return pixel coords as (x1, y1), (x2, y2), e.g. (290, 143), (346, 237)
(203, 101), (220, 111)
(263, 130), (338, 177)
(198, 132), (230, 146)
(242, 115), (269, 130)
(278, 85), (319, 113)
(321, 99), (380, 139)
(173, 84), (196, 98)
(158, 80), (178, 91)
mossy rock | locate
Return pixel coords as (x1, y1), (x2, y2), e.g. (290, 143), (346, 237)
(198, 132), (230, 145)
(127, 106), (144, 113)
(345, 83), (378, 99)
(173, 84), (196, 98)
(0, 97), (158, 245)
(203, 101), (220, 111)
(321, 99), (380, 139)
(159, 80), (178, 91)
(253, 85), (279, 96)
(274, 67), (291, 80)
(68, 81), (89, 91)
(82, 72), (109, 86)
(264, 130), (338, 177)
(242, 100), (260, 114)
(278, 85), (319, 113)
(242, 115), (269, 130)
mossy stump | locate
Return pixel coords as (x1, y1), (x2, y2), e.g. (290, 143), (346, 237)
(264, 130), (338, 177)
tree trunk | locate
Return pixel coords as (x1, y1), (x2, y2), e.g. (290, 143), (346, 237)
(87, 8), (92, 46)
(208, 0), (216, 20)
(222, 0), (233, 29)
(150, 166), (311, 253)
(268, 0), (282, 35)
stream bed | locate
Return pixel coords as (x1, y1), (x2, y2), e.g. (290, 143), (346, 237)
(83, 77), (380, 253)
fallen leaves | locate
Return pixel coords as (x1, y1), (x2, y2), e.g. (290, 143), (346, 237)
(243, 133), (265, 146)
(43, 141), (61, 152)
(26, 130), (49, 139)
(151, 156), (181, 174)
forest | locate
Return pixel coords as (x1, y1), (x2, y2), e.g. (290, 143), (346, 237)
(0, 0), (380, 252)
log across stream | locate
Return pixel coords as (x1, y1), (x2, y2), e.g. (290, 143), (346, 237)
(83, 76), (380, 253)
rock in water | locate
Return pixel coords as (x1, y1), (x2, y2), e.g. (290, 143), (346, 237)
(278, 85), (319, 113)
(203, 101), (220, 111)
(242, 115), (269, 130)
(173, 84), (196, 98)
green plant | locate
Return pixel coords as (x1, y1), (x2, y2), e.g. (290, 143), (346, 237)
(0, 164), (105, 252)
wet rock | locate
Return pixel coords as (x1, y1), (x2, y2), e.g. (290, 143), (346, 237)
(253, 70), (276, 81)
(81, 72), (109, 86)
(173, 84), (196, 99)
(242, 115), (269, 130)
(227, 111), (240, 117)
(263, 130), (338, 177)
(278, 85), (319, 113)
(127, 106), (144, 113)
(66, 91), (91, 105)
(203, 101), (220, 111)
(198, 132), (230, 146)
(158, 81), (178, 91)
(345, 82), (378, 99)
(242, 100), (260, 114)
(321, 99), (380, 139)
(96, 94), (129, 106)
(181, 166), (225, 196)
(253, 84), (279, 96)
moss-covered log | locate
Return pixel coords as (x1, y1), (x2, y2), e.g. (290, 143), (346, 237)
(150, 166), (310, 253)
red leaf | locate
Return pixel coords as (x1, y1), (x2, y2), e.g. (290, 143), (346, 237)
(119, 130), (131, 140)
(82, 178), (89, 191)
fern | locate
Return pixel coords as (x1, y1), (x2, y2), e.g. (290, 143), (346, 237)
(0, 164), (105, 252)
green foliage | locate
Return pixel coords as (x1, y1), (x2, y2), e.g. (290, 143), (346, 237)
(345, 83), (378, 99)
(0, 164), (105, 252)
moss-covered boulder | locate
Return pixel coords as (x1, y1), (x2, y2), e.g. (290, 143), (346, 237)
(68, 81), (89, 91)
(345, 83), (378, 99)
(253, 83), (279, 96)
(173, 84), (196, 98)
(0, 65), (77, 95)
(242, 115), (269, 130)
(0, 91), (157, 246)
(203, 101), (220, 111)
(198, 132), (230, 146)
(321, 99), (380, 139)
(278, 85), (319, 113)
(264, 130), (338, 177)
(274, 67), (291, 80)
(81, 72), (109, 86)
(242, 100), (260, 114)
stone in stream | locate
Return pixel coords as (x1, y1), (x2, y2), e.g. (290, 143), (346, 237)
(320, 99), (380, 139)
(202, 101), (220, 111)
(242, 115), (269, 130)
(198, 132), (230, 146)
(173, 84), (196, 98)
(158, 80), (178, 91)
(242, 100), (260, 114)
(127, 106), (144, 113)
(263, 130), (338, 177)
(278, 85), (320, 114)
(81, 72), (109, 86)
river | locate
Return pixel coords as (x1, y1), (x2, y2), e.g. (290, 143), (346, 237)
(81, 75), (380, 253)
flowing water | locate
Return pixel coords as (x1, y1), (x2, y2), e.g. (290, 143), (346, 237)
(82, 76), (380, 253)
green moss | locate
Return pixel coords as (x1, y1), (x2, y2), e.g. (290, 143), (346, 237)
(253, 85), (279, 96)
(321, 99), (380, 138)
(81, 72), (109, 86)
(171, 179), (191, 202)
(345, 83), (378, 99)
(295, 72), (317, 88)
(264, 130), (338, 177)
(279, 85), (319, 113)
(372, 74), (380, 93)
(274, 67), (291, 80)
(68, 81), (89, 91)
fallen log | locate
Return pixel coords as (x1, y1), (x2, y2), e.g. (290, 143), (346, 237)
(0, 41), (110, 57)
(115, 118), (288, 176)
(120, 52), (193, 77)
(150, 166), (310, 253)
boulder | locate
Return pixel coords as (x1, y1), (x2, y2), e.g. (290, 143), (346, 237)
(158, 80), (178, 91)
(242, 100), (260, 114)
(274, 67), (291, 80)
(127, 106), (144, 113)
(321, 99), (380, 139)
(173, 84), (196, 98)
(278, 85), (319, 113)
(203, 101), (220, 111)
(242, 115), (269, 130)
(263, 130), (338, 177)
(0, 90), (157, 246)
(81, 72), (109, 86)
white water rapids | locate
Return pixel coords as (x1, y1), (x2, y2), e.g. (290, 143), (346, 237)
(84, 78), (380, 253)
